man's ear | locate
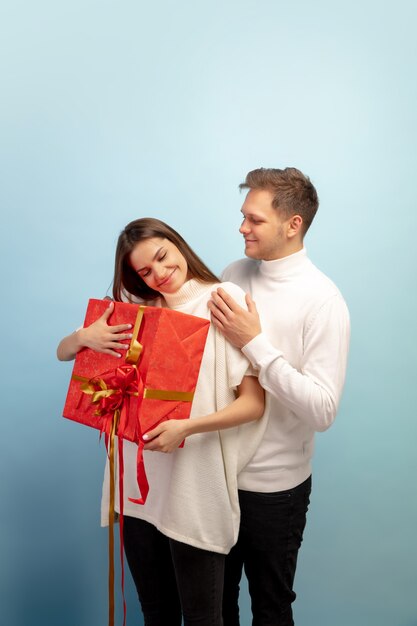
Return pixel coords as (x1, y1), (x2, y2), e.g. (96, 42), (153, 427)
(287, 215), (303, 239)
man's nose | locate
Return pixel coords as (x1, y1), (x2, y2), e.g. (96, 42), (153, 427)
(239, 219), (250, 234)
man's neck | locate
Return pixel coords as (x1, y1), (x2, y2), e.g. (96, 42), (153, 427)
(265, 241), (304, 261)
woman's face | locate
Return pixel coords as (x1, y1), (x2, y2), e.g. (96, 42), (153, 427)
(129, 237), (189, 294)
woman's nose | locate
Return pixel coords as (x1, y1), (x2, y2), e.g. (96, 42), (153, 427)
(153, 264), (165, 280)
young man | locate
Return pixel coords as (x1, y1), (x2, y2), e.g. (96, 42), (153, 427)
(208, 167), (350, 626)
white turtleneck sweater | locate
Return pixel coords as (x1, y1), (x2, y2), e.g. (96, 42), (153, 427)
(101, 279), (268, 554)
(222, 248), (350, 493)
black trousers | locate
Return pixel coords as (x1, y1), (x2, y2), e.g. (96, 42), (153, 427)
(222, 476), (312, 626)
(123, 516), (225, 626)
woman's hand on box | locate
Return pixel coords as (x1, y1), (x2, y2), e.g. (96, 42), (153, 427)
(143, 420), (190, 453)
(78, 301), (133, 357)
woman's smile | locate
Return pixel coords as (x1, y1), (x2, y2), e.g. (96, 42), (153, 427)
(157, 268), (176, 288)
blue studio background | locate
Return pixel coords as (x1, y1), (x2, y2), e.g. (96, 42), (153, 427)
(1, 1), (416, 625)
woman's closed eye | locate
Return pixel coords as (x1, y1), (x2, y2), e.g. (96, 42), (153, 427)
(138, 252), (167, 278)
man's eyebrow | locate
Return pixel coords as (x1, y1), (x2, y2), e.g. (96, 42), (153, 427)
(136, 246), (164, 273)
(241, 210), (264, 218)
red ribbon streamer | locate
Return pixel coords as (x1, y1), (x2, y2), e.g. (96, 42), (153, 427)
(82, 363), (147, 626)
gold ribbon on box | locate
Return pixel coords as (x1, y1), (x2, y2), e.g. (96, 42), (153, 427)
(71, 304), (194, 626)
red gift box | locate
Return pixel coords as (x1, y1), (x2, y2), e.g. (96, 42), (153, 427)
(63, 299), (210, 446)
(63, 298), (211, 505)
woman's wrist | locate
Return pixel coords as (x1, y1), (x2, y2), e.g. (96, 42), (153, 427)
(75, 327), (88, 351)
(182, 414), (216, 437)
(182, 420), (196, 438)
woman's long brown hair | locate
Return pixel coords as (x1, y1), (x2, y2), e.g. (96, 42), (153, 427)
(112, 218), (219, 302)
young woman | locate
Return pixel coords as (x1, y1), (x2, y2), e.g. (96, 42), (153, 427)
(57, 218), (267, 626)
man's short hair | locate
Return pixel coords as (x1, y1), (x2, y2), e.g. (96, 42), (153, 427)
(240, 167), (319, 234)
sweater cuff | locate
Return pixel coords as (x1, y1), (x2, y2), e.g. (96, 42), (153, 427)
(242, 332), (283, 369)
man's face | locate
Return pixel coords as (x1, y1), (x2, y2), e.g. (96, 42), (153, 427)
(239, 189), (289, 261)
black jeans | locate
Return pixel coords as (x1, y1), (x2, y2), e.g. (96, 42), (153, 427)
(123, 516), (225, 626)
(222, 476), (312, 626)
